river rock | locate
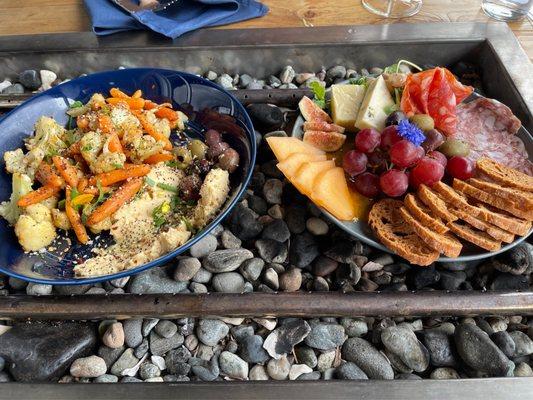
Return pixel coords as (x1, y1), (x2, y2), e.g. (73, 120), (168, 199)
(212, 272), (245, 293)
(219, 351), (248, 380)
(381, 326), (429, 372)
(237, 335), (269, 364)
(19, 69), (41, 90)
(279, 268), (302, 292)
(267, 355), (290, 380)
(430, 367), (460, 379)
(0, 322), (96, 382)
(335, 362), (368, 380)
(154, 320), (178, 339)
(149, 331), (184, 356)
(247, 103), (284, 132)
(490, 331), (516, 358)
(128, 268), (187, 294)
(263, 319), (311, 359)
(342, 337), (394, 379)
(261, 219), (290, 243)
(420, 330), (457, 367)
(304, 323), (346, 351)
(340, 318), (368, 337)
(256, 239), (288, 263)
(509, 331), (533, 357)
(290, 232), (319, 268)
(249, 365), (269, 380)
(102, 322), (125, 349)
(110, 348), (139, 376)
(70, 355), (107, 378)
(203, 249), (254, 273)
(197, 320), (229, 346)
(454, 323), (512, 376)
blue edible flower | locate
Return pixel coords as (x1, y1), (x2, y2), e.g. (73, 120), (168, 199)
(397, 119), (426, 146)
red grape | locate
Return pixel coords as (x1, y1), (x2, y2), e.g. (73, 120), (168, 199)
(367, 150), (388, 173)
(343, 150), (368, 177)
(379, 169), (409, 197)
(427, 150), (447, 167)
(380, 125), (402, 150)
(410, 157), (445, 188)
(414, 146), (425, 162)
(446, 156), (474, 180)
(390, 139), (419, 168)
(355, 128), (381, 153)
(352, 172), (380, 198)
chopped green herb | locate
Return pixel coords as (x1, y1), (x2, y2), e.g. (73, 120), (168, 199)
(57, 199), (66, 210)
(383, 63), (399, 74)
(309, 81), (326, 109)
(70, 187), (80, 200)
(69, 100), (83, 109)
(152, 202), (170, 228)
(145, 176), (156, 187)
(165, 160), (180, 168)
(112, 163), (123, 169)
(181, 217), (194, 232)
(95, 180), (106, 205)
(156, 182), (179, 193)
(81, 145), (92, 152)
(171, 195), (196, 210)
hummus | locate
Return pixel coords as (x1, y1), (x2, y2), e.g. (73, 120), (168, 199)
(74, 164), (230, 277)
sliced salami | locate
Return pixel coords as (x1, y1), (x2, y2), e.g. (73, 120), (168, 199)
(451, 98), (532, 175)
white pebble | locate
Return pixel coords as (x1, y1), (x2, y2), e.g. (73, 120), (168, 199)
(151, 355), (166, 371)
(0, 79), (12, 92)
(39, 70), (57, 91)
(289, 364), (313, 380)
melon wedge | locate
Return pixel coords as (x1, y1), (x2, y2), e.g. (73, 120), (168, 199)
(293, 160), (336, 195)
(277, 153), (328, 185)
(311, 167), (357, 221)
(266, 136), (325, 162)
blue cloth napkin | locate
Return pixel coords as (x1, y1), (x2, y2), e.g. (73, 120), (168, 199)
(84, 0), (269, 39)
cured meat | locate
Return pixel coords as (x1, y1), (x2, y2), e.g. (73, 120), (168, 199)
(401, 67), (473, 135)
(451, 98), (532, 175)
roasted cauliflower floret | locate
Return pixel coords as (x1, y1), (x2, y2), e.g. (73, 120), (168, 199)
(146, 111), (171, 139)
(26, 116), (67, 156)
(126, 135), (165, 164)
(88, 216), (112, 234)
(80, 131), (104, 167)
(15, 203), (56, 251)
(0, 173), (33, 226)
(51, 209), (71, 231)
(4, 147), (46, 180)
(110, 106), (142, 137)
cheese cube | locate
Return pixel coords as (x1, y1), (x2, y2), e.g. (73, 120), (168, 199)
(331, 84), (366, 132)
(355, 75), (395, 132)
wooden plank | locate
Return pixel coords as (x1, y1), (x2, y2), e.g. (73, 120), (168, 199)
(0, 0), (531, 59)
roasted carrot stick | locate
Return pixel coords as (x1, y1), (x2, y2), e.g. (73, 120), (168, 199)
(98, 115), (115, 134)
(86, 178), (143, 226)
(52, 156), (80, 188)
(77, 177), (89, 193)
(17, 185), (59, 207)
(89, 164), (151, 187)
(126, 98), (145, 110)
(35, 162), (64, 188)
(108, 133), (124, 153)
(106, 97), (128, 106)
(144, 100), (158, 110)
(65, 187), (89, 244)
(134, 111), (172, 150)
(155, 107), (178, 121)
(68, 141), (81, 155)
(77, 116), (89, 130)
(132, 89), (142, 99)
(110, 88), (130, 99)
(143, 153), (174, 164)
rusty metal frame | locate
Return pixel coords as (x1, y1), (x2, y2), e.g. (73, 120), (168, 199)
(0, 291), (531, 320)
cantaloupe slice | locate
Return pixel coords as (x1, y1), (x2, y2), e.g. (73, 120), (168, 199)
(266, 136), (325, 162)
(349, 187), (372, 221)
(311, 167), (357, 221)
(277, 153), (327, 185)
(293, 159), (336, 195)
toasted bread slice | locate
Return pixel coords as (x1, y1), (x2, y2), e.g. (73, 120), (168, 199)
(476, 158), (533, 192)
(450, 208), (515, 244)
(417, 185), (458, 222)
(368, 199), (439, 266)
(468, 178), (533, 209)
(473, 204), (532, 236)
(432, 181), (480, 215)
(447, 221), (502, 252)
(404, 194), (448, 234)
(453, 179), (533, 221)
(400, 207), (462, 258)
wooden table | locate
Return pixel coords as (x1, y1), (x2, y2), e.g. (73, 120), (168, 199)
(0, 0), (532, 59)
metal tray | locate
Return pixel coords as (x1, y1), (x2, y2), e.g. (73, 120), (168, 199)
(0, 22), (532, 399)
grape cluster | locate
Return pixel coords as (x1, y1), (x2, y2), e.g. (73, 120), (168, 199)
(342, 112), (475, 199)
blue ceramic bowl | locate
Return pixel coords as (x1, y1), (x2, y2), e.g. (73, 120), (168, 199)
(0, 68), (256, 285)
